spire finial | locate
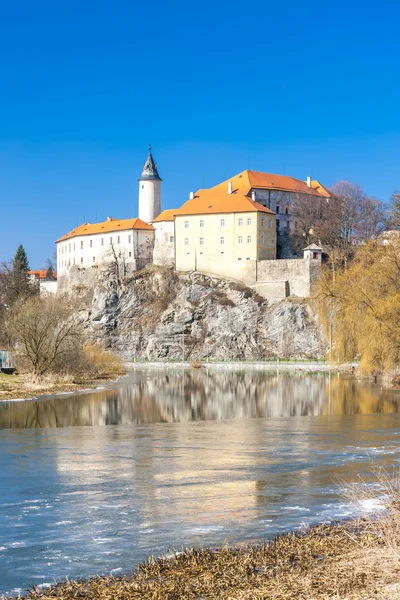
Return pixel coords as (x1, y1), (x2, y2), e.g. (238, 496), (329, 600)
(139, 145), (161, 181)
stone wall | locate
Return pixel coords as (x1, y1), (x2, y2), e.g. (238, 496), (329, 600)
(256, 259), (311, 298)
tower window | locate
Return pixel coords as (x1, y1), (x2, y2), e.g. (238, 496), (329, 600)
(142, 184), (144, 189)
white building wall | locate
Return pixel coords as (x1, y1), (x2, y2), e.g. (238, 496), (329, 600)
(138, 179), (161, 223)
(56, 229), (154, 277)
(153, 221), (175, 266)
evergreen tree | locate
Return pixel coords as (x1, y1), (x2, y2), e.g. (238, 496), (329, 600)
(13, 245), (29, 272)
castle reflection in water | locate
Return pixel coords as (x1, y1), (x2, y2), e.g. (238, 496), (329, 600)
(1, 369), (399, 430)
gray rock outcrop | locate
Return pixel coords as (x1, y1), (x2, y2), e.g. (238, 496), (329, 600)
(85, 267), (326, 360)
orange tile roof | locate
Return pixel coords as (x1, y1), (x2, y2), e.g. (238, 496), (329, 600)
(177, 187), (275, 217)
(310, 180), (331, 197)
(29, 270), (57, 279)
(177, 169), (328, 218)
(151, 209), (180, 223)
(56, 217), (154, 242)
(222, 170), (327, 196)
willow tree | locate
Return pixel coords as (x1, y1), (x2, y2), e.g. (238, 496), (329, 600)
(318, 238), (400, 373)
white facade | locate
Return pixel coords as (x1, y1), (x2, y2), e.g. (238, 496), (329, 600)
(57, 227), (154, 277)
(152, 220), (175, 266)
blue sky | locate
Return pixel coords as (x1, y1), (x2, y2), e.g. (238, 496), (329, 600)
(1, 0), (399, 267)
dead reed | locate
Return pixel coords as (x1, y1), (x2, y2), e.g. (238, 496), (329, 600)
(9, 518), (400, 600)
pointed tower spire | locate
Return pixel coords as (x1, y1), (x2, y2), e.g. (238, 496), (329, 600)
(138, 145), (162, 222)
(140, 144), (162, 181)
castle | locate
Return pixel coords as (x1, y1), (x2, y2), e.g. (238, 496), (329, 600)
(56, 147), (329, 299)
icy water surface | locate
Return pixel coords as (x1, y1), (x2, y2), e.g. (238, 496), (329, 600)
(1, 369), (400, 594)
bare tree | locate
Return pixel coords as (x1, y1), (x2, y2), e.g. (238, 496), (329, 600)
(5, 295), (83, 377)
(388, 191), (400, 229)
(103, 244), (128, 285)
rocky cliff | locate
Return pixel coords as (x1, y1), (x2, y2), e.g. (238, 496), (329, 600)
(84, 266), (326, 360)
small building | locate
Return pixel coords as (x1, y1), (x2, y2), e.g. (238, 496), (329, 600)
(28, 270), (58, 295)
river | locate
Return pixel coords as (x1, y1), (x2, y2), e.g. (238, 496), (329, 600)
(1, 368), (400, 595)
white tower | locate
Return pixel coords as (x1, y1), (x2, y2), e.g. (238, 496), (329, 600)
(138, 145), (162, 223)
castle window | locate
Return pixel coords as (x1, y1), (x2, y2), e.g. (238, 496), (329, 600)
(238, 236), (243, 244)
(101, 238), (104, 246)
(128, 235), (132, 243)
(117, 236), (120, 243)
(80, 257), (83, 264)
(313, 252), (319, 260)
(276, 205), (280, 213)
(220, 237), (224, 244)
(261, 218), (264, 227)
(62, 247), (64, 255)
(269, 220), (273, 228)
(200, 219), (204, 228)
(220, 218), (225, 226)
(199, 237), (204, 245)
(80, 241), (84, 249)
(109, 237), (112, 244)
(184, 220), (189, 229)
(247, 218), (252, 225)
(90, 240), (92, 248)
(261, 235), (265, 244)
(69, 243), (71, 252)
(285, 207), (289, 215)
(238, 257), (242, 261)
(129, 252), (132, 257)
(247, 236), (252, 243)
(238, 218), (243, 226)
(73, 258), (75, 265)
(73, 243), (75, 251)
(169, 236), (174, 243)
(184, 238), (189, 246)
(93, 256), (95, 263)
(141, 184), (144, 189)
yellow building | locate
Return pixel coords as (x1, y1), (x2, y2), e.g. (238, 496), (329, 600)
(174, 172), (276, 282)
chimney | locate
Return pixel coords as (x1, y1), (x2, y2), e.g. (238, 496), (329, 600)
(189, 191), (194, 200)
(306, 176), (311, 188)
(107, 216), (112, 221)
(228, 181), (232, 194)
(251, 190), (256, 202)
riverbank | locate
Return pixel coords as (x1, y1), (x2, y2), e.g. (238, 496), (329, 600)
(0, 371), (125, 402)
(127, 359), (351, 372)
(10, 516), (400, 599)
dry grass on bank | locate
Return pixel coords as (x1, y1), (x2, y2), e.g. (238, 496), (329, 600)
(13, 508), (400, 600)
(0, 345), (125, 401)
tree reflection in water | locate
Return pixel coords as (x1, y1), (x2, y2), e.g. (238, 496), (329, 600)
(1, 370), (399, 430)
